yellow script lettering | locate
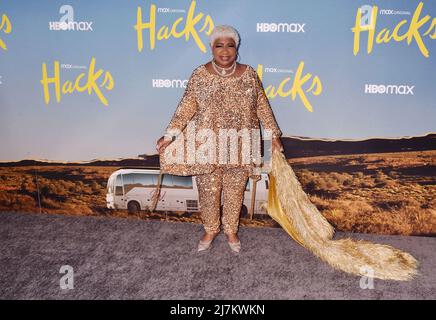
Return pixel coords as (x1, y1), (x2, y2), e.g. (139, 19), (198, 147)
(135, 1), (214, 52)
(40, 57), (114, 106)
(352, 2), (436, 58)
(0, 14), (12, 51)
(257, 62), (322, 113)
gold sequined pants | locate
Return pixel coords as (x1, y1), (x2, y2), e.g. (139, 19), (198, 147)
(195, 166), (249, 235)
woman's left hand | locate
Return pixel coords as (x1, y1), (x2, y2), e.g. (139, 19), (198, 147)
(272, 137), (284, 153)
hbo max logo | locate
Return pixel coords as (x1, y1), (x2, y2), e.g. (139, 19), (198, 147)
(256, 22), (305, 33)
(49, 5), (93, 31)
(152, 79), (188, 88)
(364, 84), (415, 95)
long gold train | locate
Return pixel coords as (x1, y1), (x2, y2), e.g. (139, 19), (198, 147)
(263, 149), (419, 281)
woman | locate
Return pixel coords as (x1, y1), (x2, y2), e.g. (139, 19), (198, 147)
(156, 25), (418, 280)
(156, 25), (283, 253)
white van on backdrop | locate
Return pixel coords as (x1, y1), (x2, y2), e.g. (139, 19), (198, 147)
(106, 168), (270, 216)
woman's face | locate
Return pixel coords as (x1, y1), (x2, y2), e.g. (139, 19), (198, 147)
(211, 37), (237, 67)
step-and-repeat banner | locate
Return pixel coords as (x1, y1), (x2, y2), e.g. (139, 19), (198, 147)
(0, 1), (435, 235)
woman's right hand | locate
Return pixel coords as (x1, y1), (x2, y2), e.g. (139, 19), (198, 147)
(156, 136), (172, 154)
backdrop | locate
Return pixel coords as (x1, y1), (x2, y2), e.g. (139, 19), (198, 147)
(0, 0), (435, 235)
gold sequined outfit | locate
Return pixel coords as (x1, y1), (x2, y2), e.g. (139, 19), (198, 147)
(160, 64), (282, 234)
(196, 166), (249, 234)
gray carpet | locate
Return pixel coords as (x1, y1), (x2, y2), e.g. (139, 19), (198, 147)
(0, 211), (435, 300)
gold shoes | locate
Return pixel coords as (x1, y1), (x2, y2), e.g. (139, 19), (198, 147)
(227, 240), (241, 253)
(197, 231), (241, 253)
(226, 233), (241, 253)
(197, 231), (220, 252)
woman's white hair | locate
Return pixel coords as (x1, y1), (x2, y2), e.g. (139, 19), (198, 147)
(209, 25), (240, 48)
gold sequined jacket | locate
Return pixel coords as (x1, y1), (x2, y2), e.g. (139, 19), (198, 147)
(160, 64), (282, 178)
